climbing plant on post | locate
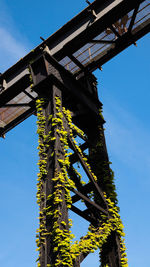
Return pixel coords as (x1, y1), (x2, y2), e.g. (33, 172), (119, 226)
(87, 111), (121, 266)
(35, 74), (128, 267)
(36, 85), (74, 267)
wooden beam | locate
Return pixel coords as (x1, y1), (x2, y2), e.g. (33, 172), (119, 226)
(68, 54), (85, 70)
(2, 0), (144, 81)
(71, 182), (92, 203)
(110, 25), (121, 38)
(77, 19), (150, 75)
(38, 85), (70, 266)
(68, 136), (108, 207)
(24, 90), (36, 101)
(72, 188), (108, 215)
(43, 50), (101, 115)
(128, 4), (140, 32)
(0, 103), (33, 108)
(70, 205), (96, 225)
(90, 39), (115, 44)
(69, 142), (88, 164)
(67, 166), (99, 221)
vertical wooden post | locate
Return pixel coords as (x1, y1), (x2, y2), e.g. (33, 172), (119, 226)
(38, 84), (69, 266)
(87, 109), (121, 267)
(77, 74), (121, 266)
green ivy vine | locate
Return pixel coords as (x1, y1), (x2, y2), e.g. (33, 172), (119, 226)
(36, 97), (128, 267)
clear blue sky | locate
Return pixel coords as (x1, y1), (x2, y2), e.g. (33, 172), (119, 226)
(0, 1), (150, 266)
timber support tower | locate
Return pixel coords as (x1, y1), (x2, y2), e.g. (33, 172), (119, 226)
(35, 51), (123, 266)
(0, 0), (149, 266)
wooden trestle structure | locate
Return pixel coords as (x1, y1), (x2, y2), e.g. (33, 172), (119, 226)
(0, 0), (149, 266)
(35, 51), (121, 266)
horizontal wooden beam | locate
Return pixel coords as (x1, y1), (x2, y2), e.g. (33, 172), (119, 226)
(71, 182), (92, 203)
(72, 188), (108, 215)
(90, 39), (115, 44)
(24, 90), (36, 101)
(68, 54), (85, 70)
(70, 205), (96, 225)
(0, 103), (33, 108)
